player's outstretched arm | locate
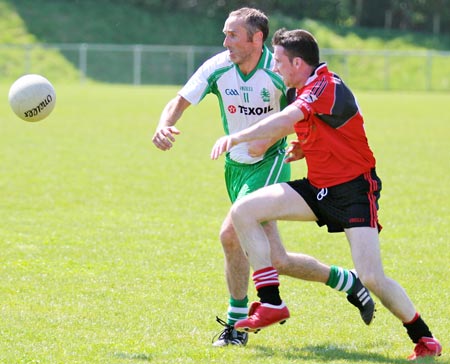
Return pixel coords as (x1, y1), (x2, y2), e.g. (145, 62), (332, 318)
(210, 105), (303, 160)
(153, 95), (190, 151)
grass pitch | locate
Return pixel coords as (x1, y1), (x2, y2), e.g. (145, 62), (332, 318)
(0, 84), (448, 363)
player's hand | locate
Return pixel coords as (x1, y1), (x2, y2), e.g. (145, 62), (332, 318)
(211, 136), (233, 160)
(284, 140), (305, 163)
(152, 126), (181, 151)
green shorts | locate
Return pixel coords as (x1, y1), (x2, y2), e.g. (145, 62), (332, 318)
(225, 150), (291, 203)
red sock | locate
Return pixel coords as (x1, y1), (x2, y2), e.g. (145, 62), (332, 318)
(253, 267), (279, 290)
(253, 267), (282, 305)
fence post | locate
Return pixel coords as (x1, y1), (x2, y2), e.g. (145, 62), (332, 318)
(133, 45), (142, 86)
(343, 51), (349, 84)
(79, 43), (88, 84)
(384, 51), (390, 90)
(187, 47), (195, 80)
(426, 51), (432, 91)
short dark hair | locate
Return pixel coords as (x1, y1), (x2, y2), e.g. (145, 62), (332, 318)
(229, 7), (269, 42)
(272, 28), (320, 66)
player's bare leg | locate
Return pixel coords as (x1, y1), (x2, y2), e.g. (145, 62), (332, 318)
(265, 220), (330, 282)
(220, 212), (250, 301)
(347, 227), (441, 359)
(212, 212), (250, 347)
(346, 227), (417, 321)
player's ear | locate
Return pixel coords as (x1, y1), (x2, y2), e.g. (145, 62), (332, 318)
(293, 57), (302, 68)
(253, 30), (263, 43)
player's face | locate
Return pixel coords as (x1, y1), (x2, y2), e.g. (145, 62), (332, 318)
(222, 16), (255, 66)
(273, 45), (297, 88)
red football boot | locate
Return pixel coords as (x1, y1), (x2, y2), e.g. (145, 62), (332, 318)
(408, 337), (442, 360)
(234, 301), (290, 333)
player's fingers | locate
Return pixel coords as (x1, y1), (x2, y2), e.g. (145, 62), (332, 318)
(284, 155), (295, 163)
(226, 137), (233, 152)
(211, 137), (227, 160)
(163, 126), (182, 146)
(163, 127), (180, 143)
(164, 132), (175, 142)
(285, 140), (299, 154)
(210, 146), (217, 159)
(167, 126), (181, 135)
(284, 149), (305, 163)
(152, 130), (173, 150)
(210, 142), (221, 160)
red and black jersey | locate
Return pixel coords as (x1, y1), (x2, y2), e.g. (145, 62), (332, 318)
(292, 63), (376, 188)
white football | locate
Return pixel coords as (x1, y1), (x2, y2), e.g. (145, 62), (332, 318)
(8, 74), (56, 122)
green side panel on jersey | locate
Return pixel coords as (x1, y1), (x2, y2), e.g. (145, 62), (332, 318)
(207, 65), (234, 135)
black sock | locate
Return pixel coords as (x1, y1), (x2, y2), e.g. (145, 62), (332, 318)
(257, 285), (282, 306)
(403, 313), (433, 343)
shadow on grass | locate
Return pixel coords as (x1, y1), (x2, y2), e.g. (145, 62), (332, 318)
(113, 352), (152, 362)
(254, 344), (413, 363)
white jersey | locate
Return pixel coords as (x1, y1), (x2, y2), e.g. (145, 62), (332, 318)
(179, 45), (287, 164)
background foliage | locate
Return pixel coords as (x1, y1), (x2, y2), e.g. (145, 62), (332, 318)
(3, 0), (450, 47)
(115, 0), (450, 34)
(1, 0), (449, 88)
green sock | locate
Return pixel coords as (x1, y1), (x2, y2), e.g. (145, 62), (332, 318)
(227, 296), (249, 326)
(326, 265), (355, 294)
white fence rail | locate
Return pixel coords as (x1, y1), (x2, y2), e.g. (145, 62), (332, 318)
(1, 43), (449, 91)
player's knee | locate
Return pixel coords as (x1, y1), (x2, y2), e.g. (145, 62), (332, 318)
(357, 271), (382, 294)
(272, 255), (289, 274)
(230, 198), (251, 226)
(219, 222), (239, 250)
(269, 245), (289, 274)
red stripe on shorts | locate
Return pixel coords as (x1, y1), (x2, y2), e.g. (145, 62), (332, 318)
(364, 171), (378, 229)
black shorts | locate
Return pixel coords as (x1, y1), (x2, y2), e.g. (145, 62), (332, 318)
(287, 169), (382, 233)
